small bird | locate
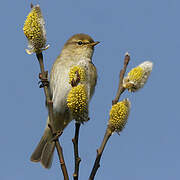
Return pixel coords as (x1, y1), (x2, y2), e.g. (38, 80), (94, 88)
(30, 33), (99, 168)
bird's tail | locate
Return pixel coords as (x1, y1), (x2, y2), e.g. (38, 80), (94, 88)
(30, 127), (55, 169)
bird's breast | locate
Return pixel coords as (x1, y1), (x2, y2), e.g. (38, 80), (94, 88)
(50, 57), (96, 114)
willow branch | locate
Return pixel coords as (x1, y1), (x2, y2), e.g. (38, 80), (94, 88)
(70, 71), (82, 180)
(89, 53), (131, 180)
(112, 53), (130, 105)
(89, 128), (112, 180)
(36, 52), (69, 180)
(72, 122), (81, 180)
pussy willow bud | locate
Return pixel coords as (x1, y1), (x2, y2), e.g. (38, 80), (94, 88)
(123, 61), (153, 92)
(67, 84), (89, 123)
(69, 66), (86, 85)
(108, 99), (131, 133)
(23, 5), (49, 54)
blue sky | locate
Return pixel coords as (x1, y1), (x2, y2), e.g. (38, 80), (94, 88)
(0, 0), (179, 179)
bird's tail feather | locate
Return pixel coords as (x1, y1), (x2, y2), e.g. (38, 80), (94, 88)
(41, 140), (55, 168)
(30, 128), (55, 169)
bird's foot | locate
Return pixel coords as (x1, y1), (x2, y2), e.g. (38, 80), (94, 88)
(38, 71), (49, 88)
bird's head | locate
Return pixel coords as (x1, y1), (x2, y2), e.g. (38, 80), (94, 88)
(62, 33), (100, 59)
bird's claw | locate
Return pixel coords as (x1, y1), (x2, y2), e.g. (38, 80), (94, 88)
(38, 72), (49, 88)
(38, 80), (49, 88)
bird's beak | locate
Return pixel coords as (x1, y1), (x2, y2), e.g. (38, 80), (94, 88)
(90, 41), (100, 47)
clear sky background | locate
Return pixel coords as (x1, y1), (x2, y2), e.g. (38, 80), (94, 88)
(0, 0), (179, 180)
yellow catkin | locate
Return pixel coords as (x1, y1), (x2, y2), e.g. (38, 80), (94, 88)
(128, 66), (143, 83)
(23, 5), (48, 54)
(69, 66), (86, 85)
(123, 61), (153, 92)
(67, 84), (88, 122)
(108, 99), (130, 133)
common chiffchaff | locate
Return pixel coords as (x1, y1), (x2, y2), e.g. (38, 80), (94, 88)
(30, 33), (99, 168)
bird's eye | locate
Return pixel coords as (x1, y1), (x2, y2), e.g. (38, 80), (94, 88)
(77, 41), (83, 45)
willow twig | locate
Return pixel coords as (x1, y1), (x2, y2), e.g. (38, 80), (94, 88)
(89, 128), (112, 180)
(36, 52), (69, 180)
(70, 71), (81, 180)
(112, 52), (130, 105)
(72, 122), (81, 180)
